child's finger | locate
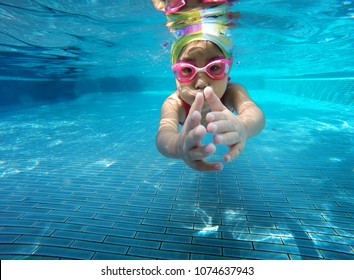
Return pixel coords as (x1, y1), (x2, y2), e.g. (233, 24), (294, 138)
(207, 120), (236, 134)
(188, 143), (216, 161)
(224, 142), (245, 162)
(192, 160), (224, 172)
(204, 86), (226, 112)
(184, 124), (206, 151)
(182, 92), (204, 132)
(205, 112), (227, 123)
(213, 131), (239, 145)
(183, 110), (201, 134)
(190, 91), (204, 114)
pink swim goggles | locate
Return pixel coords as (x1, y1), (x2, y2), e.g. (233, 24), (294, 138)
(166, 0), (234, 14)
(172, 58), (233, 83)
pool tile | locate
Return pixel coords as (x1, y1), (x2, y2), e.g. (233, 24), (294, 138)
(71, 240), (128, 255)
(0, 219), (38, 228)
(104, 236), (160, 249)
(166, 227), (198, 237)
(113, 222), (166, 234)
(83, 226), (136, 238)
(32, 245), (94, 259)
(192, 236), (253, 250)
(35, 221), (85, 232)
(67, 217), (115, 228)
(0, 212), (24, 220)
(21, 213), (69, 223)
(0, 235), (21, 243)
(0, 226), (55, 236)
(127, 247), (189, 260)
(254, 242), (321, 258)
(1, 92), (353, 260)
(135, 232), (192, 244)
(15, 235), (73, 247)
(289, 254), (323, 260)
(50, 209), (96, 219)
(78, 206), (124, 216)
(1, 205), (51, 215)
(281, 237), (353, 254)
(191, 253), (240, 260)
(35, 203), (80, 212)
(142, 218), (193, 230)
(319, 250), (354, 260)
(231, 233), (283, 244)
(0, 254), (60, 260)
(276, 223), (336, 235)
(223, 248), (290, 260)
(308, 232), (354, 246)
(161, 242), (222, 255)
(102, 215), (143, 225)
(334, 229), (354, 238)
(92, 252), (150, 260)
(52, 230), (105, 242)
(0, 244), (37, 256)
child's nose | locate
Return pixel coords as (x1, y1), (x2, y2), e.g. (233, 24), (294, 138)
(194, 72), (209, 90)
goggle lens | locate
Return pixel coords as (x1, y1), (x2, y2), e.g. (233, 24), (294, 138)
(172, 58), (233, 83)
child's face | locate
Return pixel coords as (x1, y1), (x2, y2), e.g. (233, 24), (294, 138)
(175, 40), (229, 110)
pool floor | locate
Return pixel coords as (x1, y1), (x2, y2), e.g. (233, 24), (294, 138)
(0, 91), (353, 260)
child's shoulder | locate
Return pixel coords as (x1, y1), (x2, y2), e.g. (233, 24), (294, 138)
(164, 91), (181, 102)
(226, 82), (247, 94)
(163, 91), (184, 109)
(224, 82), (251, 108)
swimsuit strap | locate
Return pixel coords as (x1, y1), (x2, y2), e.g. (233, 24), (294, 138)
(179, 97), (191, 125)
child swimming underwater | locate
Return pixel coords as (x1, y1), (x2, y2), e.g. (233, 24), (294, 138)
(153, 1), (265, 172)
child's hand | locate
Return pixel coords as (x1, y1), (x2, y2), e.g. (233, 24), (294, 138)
(204, 86), (248, 162)
(177, 92), (224, 172)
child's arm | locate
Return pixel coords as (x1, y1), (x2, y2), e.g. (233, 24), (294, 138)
(205, 85), (265, 162)
(156, 92), (224, 171)
(229, 83), (265, 139)
(156, 94), (181, 158)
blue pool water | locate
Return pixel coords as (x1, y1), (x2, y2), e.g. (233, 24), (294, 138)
(0, 1), (353, 260)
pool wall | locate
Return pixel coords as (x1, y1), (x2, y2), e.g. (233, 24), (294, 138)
(265, 78), (354, 106)
(0, 76), (353, 108)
